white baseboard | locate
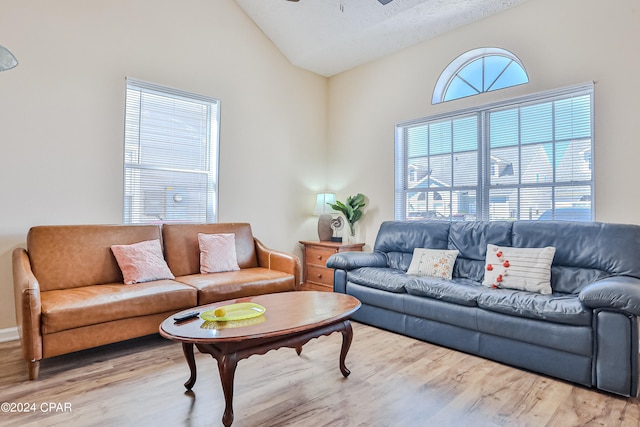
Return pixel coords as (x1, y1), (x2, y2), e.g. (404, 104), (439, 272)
(0, 327), (19, 343)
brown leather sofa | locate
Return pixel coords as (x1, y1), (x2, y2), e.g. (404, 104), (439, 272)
(12, 223), (300, 380)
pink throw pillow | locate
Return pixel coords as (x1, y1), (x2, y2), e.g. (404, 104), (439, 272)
(198, 233), (240, 273)
(111, 239), (175, 284)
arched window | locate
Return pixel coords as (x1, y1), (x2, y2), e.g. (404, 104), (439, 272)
(433, 48), (528, 104)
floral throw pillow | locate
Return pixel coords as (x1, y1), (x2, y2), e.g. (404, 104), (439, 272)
(406, 248), (459, 280)
(111, 239), (175, 285)
(482, 244), (556, 294)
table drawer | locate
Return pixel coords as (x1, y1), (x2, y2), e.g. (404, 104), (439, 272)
(306, 247), (335, 267)
(306, 265), (334, 286)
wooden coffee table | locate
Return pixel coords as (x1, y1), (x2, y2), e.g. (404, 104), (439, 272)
(159, 291), (361, 426)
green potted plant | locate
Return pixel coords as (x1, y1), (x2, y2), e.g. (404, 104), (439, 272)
(328, 193), (367, 239)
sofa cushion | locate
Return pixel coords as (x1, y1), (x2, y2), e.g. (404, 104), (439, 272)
(405, 277), (485, 307)
(404, 292), (480, 330)
(477, 309), (593, 355)
(449, 221), (513, 261)
(174, 268), (295, 305)
(448, 221), (513, 282)
(27, 224), (163, 291)
(407, 248), (459, 279)
(346, 267), (412, 293)
(111, 239), (175, 284)
(551, 266), (610, 294)
(198, 233), (240, 273)
(374, 221), (450, 271)
(346, 282), (406, 313)
(452, 258), (486, 284)
(476, 289), (592, 326)
(512, 221), (640, 293)
(163, 223), (259, 277)
(40, 280), (197, 334)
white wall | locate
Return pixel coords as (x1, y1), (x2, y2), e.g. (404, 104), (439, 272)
(1, 0), (638, 331)
(0, 0), (328, 329)
(327, 0), (640, 250)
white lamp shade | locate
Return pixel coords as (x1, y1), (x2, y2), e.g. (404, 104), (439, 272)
(0, 45), (18, 72)
(313, 193), (335, 215)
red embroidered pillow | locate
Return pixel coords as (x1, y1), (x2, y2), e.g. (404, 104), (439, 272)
(482, 244), (556, 294)
(198, 233), (240, 274)
(111, 239), (175, 284)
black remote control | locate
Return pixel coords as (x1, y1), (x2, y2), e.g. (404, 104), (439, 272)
(173, 311), (199, 322)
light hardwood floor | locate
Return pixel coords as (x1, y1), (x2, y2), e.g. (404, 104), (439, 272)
(0, 322), (638, 427)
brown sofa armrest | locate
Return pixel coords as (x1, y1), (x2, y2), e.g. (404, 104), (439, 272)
(254, 238), (301, 290)
(12, 248), (43, 378)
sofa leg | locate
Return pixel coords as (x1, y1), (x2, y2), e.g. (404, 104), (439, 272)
(28, 360), (40, 380)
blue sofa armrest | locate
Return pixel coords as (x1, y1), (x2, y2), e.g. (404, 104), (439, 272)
(326, 251), (388, 271)
(579, 276), (640, 316)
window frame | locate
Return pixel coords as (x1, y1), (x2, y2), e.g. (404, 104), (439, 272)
(432, 47), (529, 104)
(396, 82), (595, 222)
(123, 78), (220, 224)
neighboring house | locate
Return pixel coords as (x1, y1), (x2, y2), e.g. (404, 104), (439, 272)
(407, 141), (591, 221)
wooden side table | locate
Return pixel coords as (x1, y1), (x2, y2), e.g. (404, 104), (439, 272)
(299, 240), (365, 292)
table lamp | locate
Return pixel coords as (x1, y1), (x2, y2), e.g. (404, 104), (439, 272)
(0, 45), (18, 72)
(313, 193), (335, 241)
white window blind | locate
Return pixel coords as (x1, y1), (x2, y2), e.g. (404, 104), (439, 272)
(123, 78), (219, 224)
(396, 83), (594, 222)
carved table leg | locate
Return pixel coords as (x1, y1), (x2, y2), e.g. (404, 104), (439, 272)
(182, 343), (197, 390)
(339, 320), (353, 377)
(169, 316), (357, 425)
(217, 352), (239, 427)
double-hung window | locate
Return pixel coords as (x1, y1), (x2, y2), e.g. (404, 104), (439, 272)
(395, 83), (593, 222)
(123, 79), (219, 224)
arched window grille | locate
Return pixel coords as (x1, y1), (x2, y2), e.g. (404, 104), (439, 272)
(433, 48), (529, 104)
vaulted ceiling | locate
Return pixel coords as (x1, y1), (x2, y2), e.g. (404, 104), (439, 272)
(234, 0), (530, 77)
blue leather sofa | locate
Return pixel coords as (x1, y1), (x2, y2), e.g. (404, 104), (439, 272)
(327, 220), (640, 397)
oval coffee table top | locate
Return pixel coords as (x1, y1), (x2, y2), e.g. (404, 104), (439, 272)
(160, 291), (361, 344)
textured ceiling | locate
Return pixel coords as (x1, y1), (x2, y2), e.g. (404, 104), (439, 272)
(234, 0), (530, 77)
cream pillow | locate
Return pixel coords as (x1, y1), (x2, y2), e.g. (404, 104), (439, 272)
(111, 239), (175, 285)
(482, 244), (556, 294)
(198, 233), (240, 273)
(407, 248), (459, 279)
